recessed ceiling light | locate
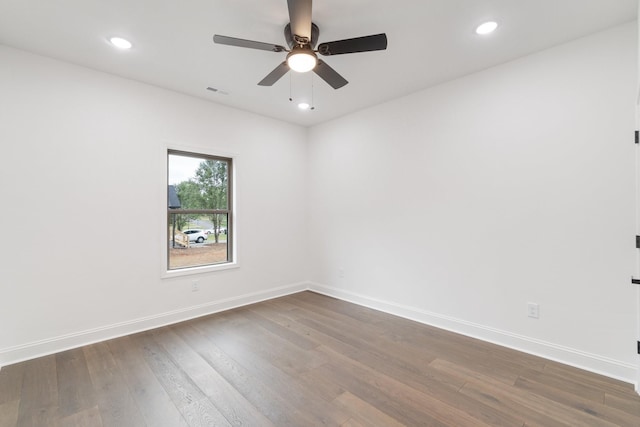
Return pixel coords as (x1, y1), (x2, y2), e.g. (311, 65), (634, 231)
(109, 37), (133, 49)
(298, 102), (311, 110)
(475, 21), (498, 35)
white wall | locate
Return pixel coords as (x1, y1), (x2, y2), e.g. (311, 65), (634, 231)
(1, 22), (638, 385)
(308, 23), (638, 382)
(0, 45), (309, 365)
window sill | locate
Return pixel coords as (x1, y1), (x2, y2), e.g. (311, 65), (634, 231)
(161, 261), (239, 279)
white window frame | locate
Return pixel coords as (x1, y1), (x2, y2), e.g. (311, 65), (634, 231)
(161, 144), (238, 279)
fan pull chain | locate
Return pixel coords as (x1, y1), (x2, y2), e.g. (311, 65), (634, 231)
(289, 73), (293, 102)
(311, 74), (315, 110)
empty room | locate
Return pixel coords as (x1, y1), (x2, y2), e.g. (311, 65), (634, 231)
(1, 0), (640, 426)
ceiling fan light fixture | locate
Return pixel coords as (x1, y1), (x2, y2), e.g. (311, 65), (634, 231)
(286, 46), (317, 73)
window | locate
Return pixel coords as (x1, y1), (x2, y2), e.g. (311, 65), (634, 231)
(167, 150), (233, 271)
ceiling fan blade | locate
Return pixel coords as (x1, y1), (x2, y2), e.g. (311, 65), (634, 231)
(258, 62), (290, 86)
(314, 60), (348, 89)
(214, 35), (286, 52)
(287, 0), (312, 42)
(317, 33), (387, 56)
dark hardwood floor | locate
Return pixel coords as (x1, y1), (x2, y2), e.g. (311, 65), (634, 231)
(1, 291), (639, 426)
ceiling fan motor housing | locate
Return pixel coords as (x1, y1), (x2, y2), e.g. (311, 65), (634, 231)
(285, 22), (319, 48)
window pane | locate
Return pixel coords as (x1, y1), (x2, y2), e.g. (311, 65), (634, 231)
(167, 150), (232, 271)
(168, 213), (229, 269)
(169, 154), (228, 210)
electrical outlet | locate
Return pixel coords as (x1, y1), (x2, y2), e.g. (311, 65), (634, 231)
(192, 281), (199, 292)
(527, 302), (539, 319)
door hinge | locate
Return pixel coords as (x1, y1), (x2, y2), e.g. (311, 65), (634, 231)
(636, 130), (639, 144)
(636, 235), (640, 249)
(637, 341), (640, 355)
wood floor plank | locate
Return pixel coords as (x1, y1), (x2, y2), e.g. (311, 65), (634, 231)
(301, 308), (445, 377)
(226, 318), (339, 379)
(180, 397), (232, 427)
(15, 355), (59, 427)
(224, 313), (329, 375)
(460, 380), (579, 427)
(55, 348), (97, 417)
(249, 300), (467, 395)
(318, 345), (501, 427)
(377, 312), (548, 384)
(137, 331), (239, 427)
(382, 327), (526, 386)
(299, 316), (523, 426)
(604, 390), (640, 418)
(381, 317), (548, 371)
(241, 307), (319, 351)
(0, 364), (24, 405)
(2, 291), (640, 427)
(0, 400), (19, 427)
(177, 322), (317, 426)
(107, 336), (189, 427)
(83, 342), (147, 427)
(453, 363), (621, 427)
(193, 320), (352, 426)
(297, 368), (346, 402)
(284, 295), (394, 343)
(285, 292), (388, 326)
(431, 358), (574, 427)
(294, 310), (439, 379)
(313, 360), (449, 426)
(519, 366), (605, 403)
(514, 376), (640, 427)
(57, 405), (103, 427)
(137, 332), (205, 410)
(298, 312), (468, 396)
(340, 418), (366, 427)
(159, 326), (275, 426)
(333, 391), (406, 427)
(543, 361), (635, 396)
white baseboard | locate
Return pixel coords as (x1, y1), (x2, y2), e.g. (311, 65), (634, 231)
(309, 282), (638, 387)
(0, 282), (308, 368)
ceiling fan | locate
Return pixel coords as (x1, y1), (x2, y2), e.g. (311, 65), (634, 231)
(213, 0), (387, 89)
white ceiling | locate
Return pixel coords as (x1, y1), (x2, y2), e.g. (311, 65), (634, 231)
(0, 0), (636, 127)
